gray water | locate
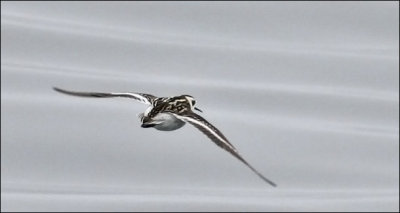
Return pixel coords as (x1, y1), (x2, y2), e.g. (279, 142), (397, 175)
(1, 2), (399, 211)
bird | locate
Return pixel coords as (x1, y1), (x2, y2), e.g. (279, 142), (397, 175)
(53, 87), (277, 187)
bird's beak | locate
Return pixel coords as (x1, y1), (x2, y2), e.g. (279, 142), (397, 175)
(194, 107), (203, 113)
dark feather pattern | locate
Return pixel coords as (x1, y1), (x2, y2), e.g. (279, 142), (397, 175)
(179, 112), (277, 187)
(53, 87), (156, 104)
(54, 87), (276, 186)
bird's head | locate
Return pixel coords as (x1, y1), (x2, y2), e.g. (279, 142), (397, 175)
(184, 95), (202, 113)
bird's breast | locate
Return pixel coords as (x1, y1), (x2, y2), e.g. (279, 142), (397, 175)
(144, 113), (186, 131)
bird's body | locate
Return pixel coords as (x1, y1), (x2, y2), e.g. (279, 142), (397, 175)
(139, 95), (193, 131)
(141, 112), (186, 131)
(53, 87), (277, 187)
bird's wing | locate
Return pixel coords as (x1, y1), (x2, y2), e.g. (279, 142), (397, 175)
(53, 87), (156, 105)
(174, 111), (277, 187)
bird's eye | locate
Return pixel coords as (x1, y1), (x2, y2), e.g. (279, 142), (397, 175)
(192, 100), (196, 105)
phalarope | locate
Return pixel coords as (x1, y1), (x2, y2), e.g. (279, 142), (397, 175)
(53, 87), (277, 187)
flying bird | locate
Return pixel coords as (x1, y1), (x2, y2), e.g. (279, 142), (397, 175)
(53, 87), (277, 187)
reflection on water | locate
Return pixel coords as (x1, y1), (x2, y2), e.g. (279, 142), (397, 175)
(3, 182), (399, 211)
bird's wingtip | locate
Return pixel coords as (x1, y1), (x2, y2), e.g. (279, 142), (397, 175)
(53, 87), (64, 93)
(264, 179), (277, 187)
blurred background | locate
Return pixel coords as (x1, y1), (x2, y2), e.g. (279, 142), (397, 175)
(1, 1), (399, 211)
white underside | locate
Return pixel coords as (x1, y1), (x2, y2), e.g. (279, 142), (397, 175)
(146, 113), (186, 131)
